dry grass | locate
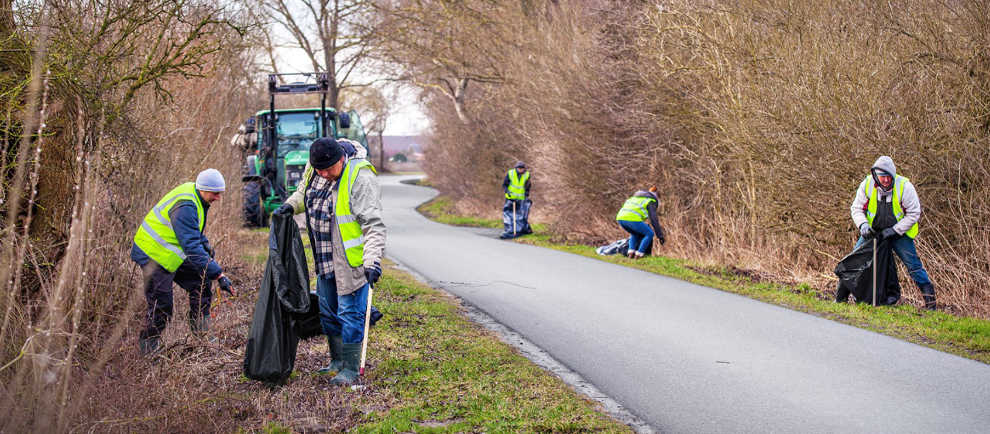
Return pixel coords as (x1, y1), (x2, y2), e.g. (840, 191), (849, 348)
(1, 3), (263, 429)
(60, 226), (630, 433)
(419, 0), (990, 318)
(67, 228), (369, 433)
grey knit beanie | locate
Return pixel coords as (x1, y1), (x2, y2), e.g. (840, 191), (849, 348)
(195, 168), (226, 192)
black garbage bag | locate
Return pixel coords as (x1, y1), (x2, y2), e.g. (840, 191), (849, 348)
(243, 213), (311, 383)
(501, 199), (532, 238)
(834, 235), (901, 305)
(292, 291), (324, 340)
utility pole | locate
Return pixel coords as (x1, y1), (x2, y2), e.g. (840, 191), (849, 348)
(378, 131), (385, 170)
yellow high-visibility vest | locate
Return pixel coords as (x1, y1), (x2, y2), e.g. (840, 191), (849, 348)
(616, 196), (656, 222)
(505, 169), (530, 200)
(863, 175), (919, 238)
(133, 183), (205, 272)
(335, 159), (377, 267)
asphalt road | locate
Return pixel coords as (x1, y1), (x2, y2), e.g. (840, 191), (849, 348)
(380, 175), (990, 433)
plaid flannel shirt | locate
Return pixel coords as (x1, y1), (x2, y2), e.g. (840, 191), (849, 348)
(305, 174), (334, 276)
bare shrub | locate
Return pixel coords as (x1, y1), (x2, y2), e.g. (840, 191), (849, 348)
(415, 0), (990, 317)
(1, 2), (263, 430)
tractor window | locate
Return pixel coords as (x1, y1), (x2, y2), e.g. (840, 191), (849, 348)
(275, 112), (320, 156)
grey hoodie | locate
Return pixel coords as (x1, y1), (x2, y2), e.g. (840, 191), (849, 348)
(850, 156), (922, 236)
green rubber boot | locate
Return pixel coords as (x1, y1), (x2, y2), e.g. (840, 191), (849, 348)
(317, 334), (344, 374)
(329, 342), (361, 386)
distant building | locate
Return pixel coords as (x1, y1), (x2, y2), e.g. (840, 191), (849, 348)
(380, 135), (428, 161)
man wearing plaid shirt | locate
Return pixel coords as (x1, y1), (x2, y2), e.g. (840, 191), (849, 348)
(275, 138), (386, 385)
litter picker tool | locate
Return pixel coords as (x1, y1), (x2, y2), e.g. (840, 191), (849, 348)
(512, 201), (517, 236)
(872, 236), (878, 307)
(359, 283), (374, 376)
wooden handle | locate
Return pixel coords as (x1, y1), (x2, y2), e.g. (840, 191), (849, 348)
(359, 285), (374, 376)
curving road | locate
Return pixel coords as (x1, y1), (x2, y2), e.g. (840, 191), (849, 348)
(380, 175), (990, 433)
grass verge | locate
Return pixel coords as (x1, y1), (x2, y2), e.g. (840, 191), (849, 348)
(235, 225), (631, 432)
(417, 195), (501, 228)
(356, 262), (630, 432)
(415, 195), (990, 365)
(416, 194), (547, 233)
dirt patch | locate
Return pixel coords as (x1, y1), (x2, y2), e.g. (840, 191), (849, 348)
(686, 264), (775, 284)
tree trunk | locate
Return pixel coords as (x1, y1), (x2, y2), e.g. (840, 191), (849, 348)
(453, 78), (470, 124)
(378, 130), (384, 170)
(0, 0), (13, 37)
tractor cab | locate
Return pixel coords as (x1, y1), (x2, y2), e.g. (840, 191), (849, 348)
(242, 73), (369, 227)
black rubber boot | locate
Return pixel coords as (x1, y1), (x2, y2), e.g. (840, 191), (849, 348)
(920, 284), (936, 310)
(329, 342), (361, 386)
(138, 336), (161, 356)
(317, 334), (344, 374)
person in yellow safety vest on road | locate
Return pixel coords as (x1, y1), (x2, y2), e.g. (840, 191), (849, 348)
(131, 169), (235, 355)
(273, 138), (386, 386)
(615, 186), (666, 259)
(500, 161), (533, 239)
(841, 155), (935, 309)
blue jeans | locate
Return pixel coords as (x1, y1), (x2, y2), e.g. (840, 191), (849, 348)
(316, 274), (369, 344)
(619, 220), (654, 254)
(854, 235), (932, 288)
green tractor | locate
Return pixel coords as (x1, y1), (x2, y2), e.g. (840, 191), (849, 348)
(242, 73), (368, 226)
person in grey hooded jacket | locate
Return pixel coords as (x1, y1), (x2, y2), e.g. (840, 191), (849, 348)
(843, 156), (935, 309)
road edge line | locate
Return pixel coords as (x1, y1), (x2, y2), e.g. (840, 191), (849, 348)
(386, 255), (656, 434)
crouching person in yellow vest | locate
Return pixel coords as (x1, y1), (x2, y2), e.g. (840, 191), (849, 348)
(131, 169), (235, 355)
(615, 186), (666, 259)
(842, 155), (935, 309)
(274, 138), (386, 385)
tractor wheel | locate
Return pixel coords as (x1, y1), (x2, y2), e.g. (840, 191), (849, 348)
(243, 181), (267, 227)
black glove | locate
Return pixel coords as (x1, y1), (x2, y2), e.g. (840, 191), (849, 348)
(217, 276), (234, 296)
(364, 262), (382, 286)
(657, 233), (666, 245)
(880, 227), (899, 241)
(274, 203), (294, 216)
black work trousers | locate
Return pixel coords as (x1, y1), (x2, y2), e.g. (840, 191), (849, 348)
(139, 260), (213, 340)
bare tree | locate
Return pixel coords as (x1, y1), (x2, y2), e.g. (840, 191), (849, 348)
(1, 2), (254, 429)
(0, 0), (13, 37)
(343, 84), (391, 167)
(370, 0), (519, 123)
(256, 0), (378, 108)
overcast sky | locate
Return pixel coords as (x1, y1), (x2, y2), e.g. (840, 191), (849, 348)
(273, 46), (430, 136)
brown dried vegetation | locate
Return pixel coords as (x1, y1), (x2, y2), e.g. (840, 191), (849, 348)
(409, 1), (990, 317)
(0, 1), (264, 430)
